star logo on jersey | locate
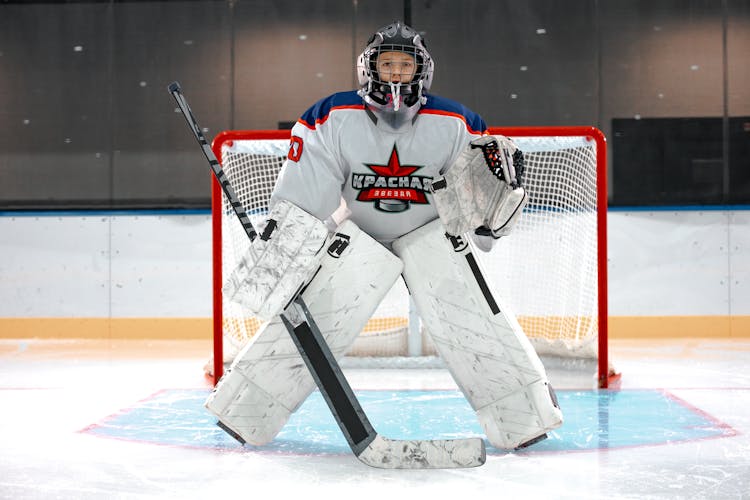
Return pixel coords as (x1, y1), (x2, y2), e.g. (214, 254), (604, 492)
(352, 145), (432, 213)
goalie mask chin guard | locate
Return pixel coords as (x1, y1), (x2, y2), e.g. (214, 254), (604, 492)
(356, 21), (434, 114)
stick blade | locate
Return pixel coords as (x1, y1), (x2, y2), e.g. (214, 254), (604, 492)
(167, 81), (181, 93)
(356, 434), (486, 469)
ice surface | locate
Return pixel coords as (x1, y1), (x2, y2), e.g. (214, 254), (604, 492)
(1, 338), (749, 499)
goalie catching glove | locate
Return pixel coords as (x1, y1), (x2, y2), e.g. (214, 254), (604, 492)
(223, 199), (329, 321)
(430, 135), (527, 239)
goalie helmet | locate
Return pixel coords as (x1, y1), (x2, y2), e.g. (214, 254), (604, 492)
(356, 21), (434, 114)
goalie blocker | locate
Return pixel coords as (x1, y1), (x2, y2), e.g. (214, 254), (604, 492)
(393, 219), (563, 449)
(223, 199), (329, 321)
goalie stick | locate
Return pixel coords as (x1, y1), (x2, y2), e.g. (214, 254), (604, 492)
(167, 81), (486, 469)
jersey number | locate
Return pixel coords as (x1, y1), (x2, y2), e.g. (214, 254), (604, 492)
(288, 136), (304, 162)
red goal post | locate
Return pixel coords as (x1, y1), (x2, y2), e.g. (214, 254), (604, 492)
(210, 126), (613, 388)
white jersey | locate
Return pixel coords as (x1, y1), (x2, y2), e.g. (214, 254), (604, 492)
(271, 91), (487, 244)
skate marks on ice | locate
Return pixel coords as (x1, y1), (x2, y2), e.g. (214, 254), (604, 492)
(81, 388), (736, 455)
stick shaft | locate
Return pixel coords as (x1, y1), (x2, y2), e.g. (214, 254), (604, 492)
(168, 82), (257, 241)
(282, 299), (377, 455)
(168, 80), (376, 453)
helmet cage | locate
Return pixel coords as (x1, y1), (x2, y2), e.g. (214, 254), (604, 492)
(357, 22), (433, 109)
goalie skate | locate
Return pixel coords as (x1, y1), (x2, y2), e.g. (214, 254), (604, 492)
(393, 219), (563, 449)
(205, 220), (403, 445)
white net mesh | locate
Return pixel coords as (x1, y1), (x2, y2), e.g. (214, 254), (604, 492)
(214, 131), (602, 366)
(495, 137), (599, 358)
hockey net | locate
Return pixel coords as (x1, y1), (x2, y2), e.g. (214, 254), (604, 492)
(209, 127), (612, 387)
